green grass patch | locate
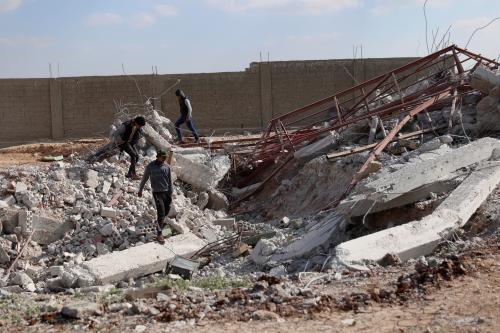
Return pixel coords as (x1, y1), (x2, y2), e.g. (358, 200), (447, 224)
(193, 276), (253, 290)
(155, 278), (191, 291)
(153, 275), (253, 291)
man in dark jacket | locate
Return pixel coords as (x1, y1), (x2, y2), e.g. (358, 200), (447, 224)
(174, 89), (200, 144)
(113, 116), (146, 179)
(138, 149), (173, 243)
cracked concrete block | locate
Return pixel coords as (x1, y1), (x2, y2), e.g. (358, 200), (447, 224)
(336, 160), (500, 264)
(100, 207), (117, 218)
(340, 138), (500, 218)
(85, 170), (99, 189)
(31, 214), (75, 245)
(15, 182), (28, 194)
(207, 189), (229, 210)
(271, 213), (346, 263)
(82, 232), (205, 285)
(100, 181), (111, 195)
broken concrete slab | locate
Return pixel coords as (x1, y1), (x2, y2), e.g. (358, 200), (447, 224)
(335, 160), (500, 264)
(294, 131), (339, 160)
(2, 196), (15, 206)
(82, 232), (205, 285)
(0, 247), (10, 265)
(343, 177), (464, 219)
(269, 213), (346, 262)
(340, 138), (500, 218)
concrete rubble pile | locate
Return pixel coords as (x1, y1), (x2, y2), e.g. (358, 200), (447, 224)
(0, 148), (233, 292)
(245, 137), (500, 274)
(0, 52), (499, 316)
(240, 65), (500, 274)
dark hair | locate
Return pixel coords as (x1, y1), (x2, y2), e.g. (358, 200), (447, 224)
(157, 149), (168, 157)
(134, 116), (146, 126)
(175, 89), (186, 98)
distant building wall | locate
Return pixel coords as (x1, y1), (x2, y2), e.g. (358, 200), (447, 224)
(0, 57), (417, 147)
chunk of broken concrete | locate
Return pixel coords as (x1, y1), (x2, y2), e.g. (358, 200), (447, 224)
(167, 218), (190, 234)
(61, 301), (102, 319)
(212, 218), (236, 231)
(82, 232), (205, 285)
(0, 247), (10, 264)
(271, 213), (346, 263)
(100, 207), (117, 218)
(85, 170), (99, 189)
(207, 189), (229, 210)
(197, 192), (209, 210)
(15, 182), (28, 194)
(9, 272), (36, 292)
(99, 223), (117, 237)
(31, 214), (75, 245)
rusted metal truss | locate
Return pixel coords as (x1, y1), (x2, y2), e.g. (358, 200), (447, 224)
(229, 45), (499, 196)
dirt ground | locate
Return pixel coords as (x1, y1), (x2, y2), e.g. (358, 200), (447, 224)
(183, 253), (500, 333)
(0, 139), (106, 166)
(2, 241), (497, 333)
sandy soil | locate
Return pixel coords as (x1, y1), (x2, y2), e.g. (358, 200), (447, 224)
(0, 139), (106, 167)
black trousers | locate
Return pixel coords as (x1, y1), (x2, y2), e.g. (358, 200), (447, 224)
(153, 191), (172, 231)
(119, 143), (138, 176)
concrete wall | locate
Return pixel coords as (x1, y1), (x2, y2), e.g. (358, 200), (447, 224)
(0, 57), (416, 147)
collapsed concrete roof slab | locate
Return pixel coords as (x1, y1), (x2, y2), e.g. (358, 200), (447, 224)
(339, 137), (500, 218)
(82, 232), (206, 285)
(343, 177), (463, 219)
(335, 160), (500, 264)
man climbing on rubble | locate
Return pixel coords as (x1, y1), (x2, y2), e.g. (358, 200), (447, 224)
(138, 149), (173, 244)
(174, 89), (200, 144)
(113, 115), (146, 180)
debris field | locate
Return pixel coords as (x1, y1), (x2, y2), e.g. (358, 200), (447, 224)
(1, 45), (500, 332)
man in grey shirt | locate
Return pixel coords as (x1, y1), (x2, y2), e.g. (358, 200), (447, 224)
(138, 149), (173, 243)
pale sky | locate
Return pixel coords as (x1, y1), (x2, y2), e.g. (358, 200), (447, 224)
(0, 0), (499, 78)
